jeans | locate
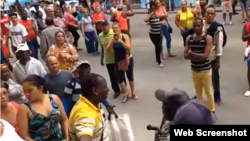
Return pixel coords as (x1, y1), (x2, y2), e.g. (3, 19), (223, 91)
(161, 24), (171, 50)
(85, 31), (98, 53)
(192, 69), (215, 112)
(182, 28), (195, 46)
(211, 61), (221, 100)
(149, 33), (162, 64)
(27, 38), (39, 59)
(68, 26), (80, 47)
(106, 64), (121, 93)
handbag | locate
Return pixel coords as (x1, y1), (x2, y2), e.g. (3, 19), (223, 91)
(106, 112), (134, 141)
(117, 54), (129, 71)
(166, 19), (173, 33)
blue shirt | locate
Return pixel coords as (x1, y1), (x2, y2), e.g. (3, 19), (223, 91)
(77, 12), (83, 21)
(113, 35), (127, 61)
(1, 49), (4, 60)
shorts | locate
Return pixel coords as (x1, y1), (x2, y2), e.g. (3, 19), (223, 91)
(247, 59), (250, 67)
(116, 57), (134, 83)
(240, 1), (249, 9)
(222, 1), (233, 13)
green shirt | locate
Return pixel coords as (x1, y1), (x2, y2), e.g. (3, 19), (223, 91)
(99, 29), (115, 64)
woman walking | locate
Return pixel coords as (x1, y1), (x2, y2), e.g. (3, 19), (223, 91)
(107, 23), (138, 103)
(64, 4), (80, 50)
(154, 0), (175, 58)
(81, 9), (99, 55)
(144, 6), (164, 67)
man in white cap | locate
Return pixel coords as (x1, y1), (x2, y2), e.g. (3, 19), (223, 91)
(13, 44), (46, 84)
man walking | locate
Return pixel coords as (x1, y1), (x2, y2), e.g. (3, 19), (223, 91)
(40, 17), (65, 60)
(99, 21), (121, 98)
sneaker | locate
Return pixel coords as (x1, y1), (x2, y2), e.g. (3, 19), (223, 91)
(244, 90), (250, 96)
(114, 92), (121, 99)
(211, 112), (217, 123)
(229, 21), (233, 25)
(214, 98), (221, 106)
(159, 63), (164, 68)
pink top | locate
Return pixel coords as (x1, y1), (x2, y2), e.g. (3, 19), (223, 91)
(155, 6), (167, 24)
(64, 11), (76, 26)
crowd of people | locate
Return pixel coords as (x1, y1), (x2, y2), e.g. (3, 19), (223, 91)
(0, 0), (250, 140)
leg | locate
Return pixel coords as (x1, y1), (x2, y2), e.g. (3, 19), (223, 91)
(126, 57), (138, 100)
(116, 64), (129, 102)
(201, 69), (215, 112)
(149, 33), (162, 65)
(191, 71), (204, 103)
(222, 2), (226, 24)
(211, 61), (221, 101)
(106, 64), (121, 98)
(161, 25), (175, 57)
(228, 1), (233, 24)
(244, 59), (250, 96)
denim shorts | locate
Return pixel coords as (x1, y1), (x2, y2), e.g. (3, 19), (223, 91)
(240, 1), (249, 9)
(247, 59), (250, 67)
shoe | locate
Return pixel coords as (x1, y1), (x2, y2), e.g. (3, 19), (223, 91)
(214, 98), (221, 106)
(159, 63), (164, 68)
(114, 92), (121, 99)
(244, 90), (250, 96)
(229, 21), (233, 25)
(211, 112), (217, 123)
(192, 96), (197, 99)
(233, 12), (239, 15)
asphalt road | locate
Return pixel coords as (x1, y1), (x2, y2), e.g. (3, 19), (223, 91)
(9, 12), (250, 140)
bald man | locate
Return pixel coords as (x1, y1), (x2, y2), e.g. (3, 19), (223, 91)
(46, 6), (55, 18)
(44, 55), (73, 100)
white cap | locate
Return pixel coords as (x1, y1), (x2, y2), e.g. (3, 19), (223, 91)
(15, 44), (31, 54)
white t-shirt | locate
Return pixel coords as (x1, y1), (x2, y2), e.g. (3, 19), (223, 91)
(29, 6), (47, 19)
(9, 23), (28, 47)
(110, 7), (117, 13)
(0, 119), (24, 141)
(3, 1), (10, 11)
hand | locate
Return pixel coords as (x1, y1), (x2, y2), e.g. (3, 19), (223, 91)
(213, 61), (220, 70)
(74, 24), (78, 28)
(180, 27), (184, 34)
(188, 50), (192, 55)
(82, 33), (85, 37)
(154, 131), (160, 141)
(105, 105), (116, 113)
(117, 38), (123, 43)
(100, 60), (105, 66)
(60, 51), (69, 58)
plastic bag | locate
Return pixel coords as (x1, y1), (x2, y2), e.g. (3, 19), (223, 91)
(106, 112), (134, 141)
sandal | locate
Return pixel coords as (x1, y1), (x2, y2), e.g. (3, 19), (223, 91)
(132, 94), (139, 100)
(122, 94), (130, 103)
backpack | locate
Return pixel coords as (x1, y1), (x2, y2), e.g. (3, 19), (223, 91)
(206, 21), (227, 47)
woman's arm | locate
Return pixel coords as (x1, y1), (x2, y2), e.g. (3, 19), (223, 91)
(52, 95), (69, 140)
(67, 45), (79, 62)
(193, 0), (201, 17)
(120, 34), (131, 50)
(17, 105), (34, 141)
(144, 13), (153, 22)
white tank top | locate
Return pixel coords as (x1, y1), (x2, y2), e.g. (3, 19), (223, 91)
(0, 119), (24, 141)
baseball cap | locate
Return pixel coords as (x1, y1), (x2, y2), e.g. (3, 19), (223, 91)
(15, 44), (31, 54)
(155, 88), (190, 103)
(173, 99), (213, 125)
(70, 60), (90, 72)
(102, 20), (109, 26)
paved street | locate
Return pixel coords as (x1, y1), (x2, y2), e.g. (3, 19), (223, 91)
(9, 12), (250, 140)
(80, 13), (250, 140)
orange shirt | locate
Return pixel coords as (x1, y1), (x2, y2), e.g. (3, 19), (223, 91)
(19, 19), (36, 41)
(10, 102), (20, 133)
(92, 12), (106, 30)
(1, 15), (9, 35)
(115, 11), (128, 30)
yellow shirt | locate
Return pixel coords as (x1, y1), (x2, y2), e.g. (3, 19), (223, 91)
(69, 96), (109, 141)
(179, 8), (194, 29)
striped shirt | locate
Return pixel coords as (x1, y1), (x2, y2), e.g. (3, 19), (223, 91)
(189, 35), (211, 71)
(149, 14), (161, 34)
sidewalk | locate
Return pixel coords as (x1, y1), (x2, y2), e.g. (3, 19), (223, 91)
(133, 5), (243, 14)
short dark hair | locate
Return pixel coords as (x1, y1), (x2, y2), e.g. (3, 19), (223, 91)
(45, 17), (54, 25)
(205, 6), (216, 13)
(25, 2), (30, 5)
(9, 12), (17, 17)
(1, 83), (9, 90)
(193, 17), (203, 24)
(81, 73), (104, 98)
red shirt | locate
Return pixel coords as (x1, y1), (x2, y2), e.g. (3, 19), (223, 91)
(92, 12), (105, 30)
(1, 15), (9, 35)
(19, 19), (36, 41)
